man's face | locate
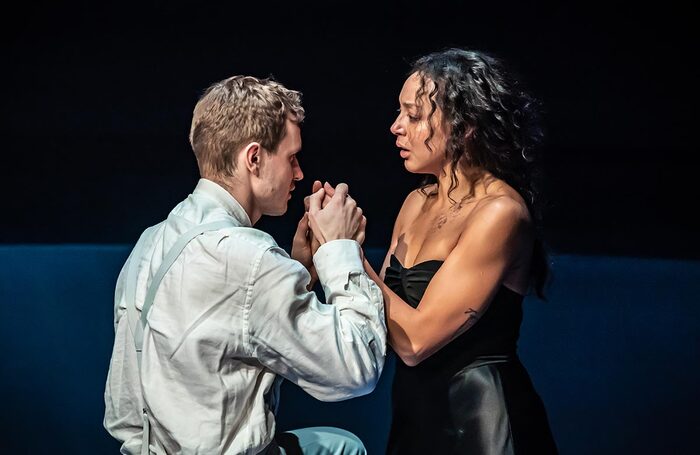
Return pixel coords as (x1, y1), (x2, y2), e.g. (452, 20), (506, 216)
(256, 119), (303, 216)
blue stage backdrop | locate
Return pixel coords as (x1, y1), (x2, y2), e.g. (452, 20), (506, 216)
(1, 245), (698, 453)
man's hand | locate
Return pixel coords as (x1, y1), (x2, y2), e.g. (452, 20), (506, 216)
(325, 182), (367, 245)
(306, 181), (367, 246)
(304, 180), (367, 245)
(307, 183), (363, 244)
(290, 212), (318, 288)
(305, 181), (327, 254)
(304, 180), (333, 212)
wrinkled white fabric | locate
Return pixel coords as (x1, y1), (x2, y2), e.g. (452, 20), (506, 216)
(104, 179), (386, 454)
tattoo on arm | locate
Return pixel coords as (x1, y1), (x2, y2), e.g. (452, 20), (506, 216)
(452, 308), (479, 340)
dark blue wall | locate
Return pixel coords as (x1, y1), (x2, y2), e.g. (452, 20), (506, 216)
(1, 246), (697, 453)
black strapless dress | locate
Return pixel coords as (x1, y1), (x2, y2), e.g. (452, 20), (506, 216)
(384, 255), (557, 454)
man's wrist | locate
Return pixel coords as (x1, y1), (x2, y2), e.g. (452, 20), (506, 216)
(313, 239), (363, 283)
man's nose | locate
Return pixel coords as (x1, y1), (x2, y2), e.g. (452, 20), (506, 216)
(294, 166), (304, 181)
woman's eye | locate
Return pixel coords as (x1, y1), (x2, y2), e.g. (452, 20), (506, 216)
(397, 107), (419, 122)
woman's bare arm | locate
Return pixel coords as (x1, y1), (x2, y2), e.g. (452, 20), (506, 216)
(364, 196), (530, 366)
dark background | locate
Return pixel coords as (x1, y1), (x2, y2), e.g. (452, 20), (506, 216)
(2, 0), (697, 258)
(1, 2), (699, 453)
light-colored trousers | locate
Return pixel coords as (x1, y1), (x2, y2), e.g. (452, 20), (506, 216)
(274, 426), (366, 455)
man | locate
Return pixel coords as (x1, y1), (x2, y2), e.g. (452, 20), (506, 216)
(104, 75), (386, 454)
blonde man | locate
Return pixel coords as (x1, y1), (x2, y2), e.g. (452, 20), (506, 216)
(104, 76), (385, 454)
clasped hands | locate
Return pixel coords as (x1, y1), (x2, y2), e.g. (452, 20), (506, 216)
(291, 180), (366, 288)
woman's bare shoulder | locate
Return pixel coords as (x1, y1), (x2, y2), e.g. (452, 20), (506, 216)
(471, 194), (530, 228)
(472, 179), (531, 223)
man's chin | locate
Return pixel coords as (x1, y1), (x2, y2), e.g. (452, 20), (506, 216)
(265, 205), (288, 217)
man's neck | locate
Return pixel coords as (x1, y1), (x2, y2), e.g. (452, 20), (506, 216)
(207, 176), (260, 225)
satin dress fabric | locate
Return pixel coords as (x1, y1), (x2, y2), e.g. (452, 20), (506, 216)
(384, 255), (557, 454)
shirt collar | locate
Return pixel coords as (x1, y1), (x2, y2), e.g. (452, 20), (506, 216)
(194, 178), (253, 227)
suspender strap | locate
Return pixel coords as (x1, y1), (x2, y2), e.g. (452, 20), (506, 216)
(125, 226), (157, 368)
(127, 219), (236, 455)
(140, 408), (150, 455)
(140, 220), (236, 329)
(123, 226), (157, 455)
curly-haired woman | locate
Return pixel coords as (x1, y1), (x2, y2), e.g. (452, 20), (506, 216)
(364, 48), (558, 454)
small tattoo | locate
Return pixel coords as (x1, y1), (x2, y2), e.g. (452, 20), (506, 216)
(435, 215), (448, 230)
(464, 308), (479, 318)
(452, 308), (479, 340)
(433, 197), (476, 231)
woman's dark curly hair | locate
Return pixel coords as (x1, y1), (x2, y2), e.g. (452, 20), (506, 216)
(411, 48), (549, 297)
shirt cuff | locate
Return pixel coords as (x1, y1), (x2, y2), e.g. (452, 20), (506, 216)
(313, 239), (363, 283)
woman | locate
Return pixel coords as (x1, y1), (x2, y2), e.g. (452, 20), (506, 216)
(362, 49), (558, 454)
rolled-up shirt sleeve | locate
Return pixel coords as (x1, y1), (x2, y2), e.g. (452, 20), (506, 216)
(246, 239), (386, 401)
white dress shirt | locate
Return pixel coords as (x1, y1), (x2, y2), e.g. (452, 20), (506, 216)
(104, 179), (386, 454)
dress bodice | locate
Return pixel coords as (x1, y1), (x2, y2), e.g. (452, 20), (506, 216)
(384, 254), (524, 375)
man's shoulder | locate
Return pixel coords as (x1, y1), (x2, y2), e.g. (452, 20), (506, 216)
(220, 226), (278, 250)
(219, 227), (299, 278)
(218, 226), (288, 265)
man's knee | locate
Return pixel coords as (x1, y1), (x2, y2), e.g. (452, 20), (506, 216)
(320, 427), (365, 455)
(281, 426), (366, 455)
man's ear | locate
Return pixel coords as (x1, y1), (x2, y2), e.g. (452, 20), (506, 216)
(243, 142), (262, 174)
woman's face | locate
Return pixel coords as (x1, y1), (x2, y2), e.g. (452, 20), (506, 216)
(390, 72), (448, 175)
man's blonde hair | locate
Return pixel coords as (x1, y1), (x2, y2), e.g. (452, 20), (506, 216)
(189, 75), (305, 178)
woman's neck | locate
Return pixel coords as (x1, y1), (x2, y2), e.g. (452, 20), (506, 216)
(432, 164), (491, 206)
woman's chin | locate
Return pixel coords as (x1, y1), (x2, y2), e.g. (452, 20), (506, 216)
(403, 159), (424, 174)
